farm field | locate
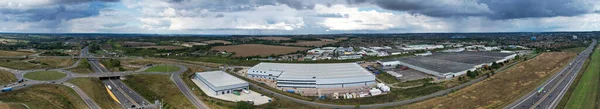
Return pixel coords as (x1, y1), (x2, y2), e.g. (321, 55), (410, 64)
(121, 41), (156, 47)
(255, 37), (291, 41)
(122, 74), (194, 108)
(143, 65), (180, 72)
(67, 78), (121, 109)
(0, 84), (87, 109)
(23, 71), (66, 81)
(565, 47), (600, 109)
(136, 46), (184, 50)
(211, 44), (309, 57)
(0, 70), (17, 86)
(202, 40), (232, 44)
(282, 39), (338, 47)
(398, 52), (575, 109)
(0, 50), (32, 56)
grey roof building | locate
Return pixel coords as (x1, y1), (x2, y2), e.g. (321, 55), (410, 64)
(195, 71), (249, 95)
(247, 62), (376, 88)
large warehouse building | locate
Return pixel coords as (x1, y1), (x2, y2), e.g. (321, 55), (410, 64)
(247, 63), (376, 88)
(194, 71), (249, 95)
(378, 51), (516, 79)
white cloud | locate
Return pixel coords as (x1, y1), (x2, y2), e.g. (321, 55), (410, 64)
(316, 4), (448, 31)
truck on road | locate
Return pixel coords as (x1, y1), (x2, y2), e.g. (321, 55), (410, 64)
(2, 87), (13, 92)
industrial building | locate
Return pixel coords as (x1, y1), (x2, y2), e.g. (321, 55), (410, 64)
(194, 71), (249, 95)
(247, 63), (376, 88)
(378, 51), (516, 79)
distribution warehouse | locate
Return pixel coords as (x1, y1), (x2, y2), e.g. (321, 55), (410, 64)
(378, 51), (516, 78)
(247, 63), (376, 88)
(194, 71), (249, 95)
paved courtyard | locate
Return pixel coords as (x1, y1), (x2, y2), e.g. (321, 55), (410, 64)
(192, 79), (272, 105)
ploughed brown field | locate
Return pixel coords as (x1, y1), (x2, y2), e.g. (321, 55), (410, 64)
(398, 52), (576, 109)
(136, 46), (184, 50)
(211, 44), (309, 57)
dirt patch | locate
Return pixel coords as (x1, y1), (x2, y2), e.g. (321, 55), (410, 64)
(202, 40), (232, 44)
(211, 44), (309, 57)
(0, 50), (33, 56)
(398, 52), (576, 109)
(136, 46), (184, 50)
(255, 37), (292, 41)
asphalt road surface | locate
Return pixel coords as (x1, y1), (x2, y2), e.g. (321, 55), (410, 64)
(88, 58), (152, 108)
(85, 47), (153, 109)
(506, 40), (597, 109)
(170, 64), (210, 109)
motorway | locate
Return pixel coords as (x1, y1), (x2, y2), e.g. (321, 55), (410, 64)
(85, 49), (153, 108)
(506, 40), (597, 109)
(1, 46), (212, 109)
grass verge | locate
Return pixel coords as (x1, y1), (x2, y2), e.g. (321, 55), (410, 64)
(398, 52), (576, 109)
(0, 70), (17, 86)
(0, 58), (74, 70)
(0, 84), (87, 109)
(143, 65), (180, 72)
(121, 74), (194, 108)
(67, 78), (121, 109)
(23, 71), (66, 81)
(565, 47), (600, 109)
(68, 59), (93, 74)
(0, 103), (28, 109)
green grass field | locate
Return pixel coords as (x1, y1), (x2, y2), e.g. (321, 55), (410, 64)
(0, 84), (87, 109)
(0, 70), (17, 86)
(562, 47), (587, 53)
(23, 71), (66, 81)
(566, 47), (600, 109)
(122, 74), (194, 108)
(67, 78), (121, 109)
(143, 65), (180, 72)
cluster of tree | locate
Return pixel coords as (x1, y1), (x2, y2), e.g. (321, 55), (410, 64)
(101, 59), (121, 69)
(41, 51), (69, 56)
(466, 70), (481, 78)
(28, 42), (74, 50)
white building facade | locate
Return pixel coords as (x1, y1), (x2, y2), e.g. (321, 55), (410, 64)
(247, 63), (376, 88)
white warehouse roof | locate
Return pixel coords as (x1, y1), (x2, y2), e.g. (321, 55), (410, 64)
(249, 62), (373, 80)
(196, 71), (248, 91)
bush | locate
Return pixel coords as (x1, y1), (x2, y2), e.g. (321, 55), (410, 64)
(234, 101), (254, 109)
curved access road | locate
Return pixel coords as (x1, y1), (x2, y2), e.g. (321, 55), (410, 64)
(168, 64), (210, 109)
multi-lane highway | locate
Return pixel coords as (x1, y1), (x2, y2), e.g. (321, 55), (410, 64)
(506, 40), (597, 109)
(85, 47), (153, 108)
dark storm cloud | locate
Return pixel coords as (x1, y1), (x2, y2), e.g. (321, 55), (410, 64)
(480, 0), (596, 19)
(1, 2), (108, 22)
(348, 0), (597, 20)
(164, 0), (328, 12)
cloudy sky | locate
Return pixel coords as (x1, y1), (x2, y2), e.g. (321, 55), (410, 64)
(1, 0), (599, 34)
